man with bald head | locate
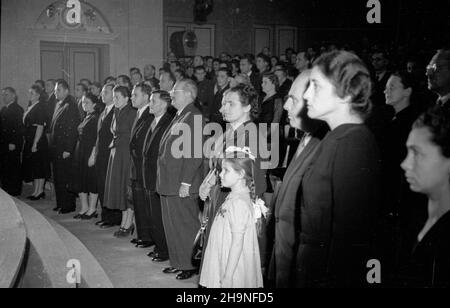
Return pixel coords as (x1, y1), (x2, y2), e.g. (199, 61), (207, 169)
(267, 71), (328, 288)
(157, 79), (205, 280)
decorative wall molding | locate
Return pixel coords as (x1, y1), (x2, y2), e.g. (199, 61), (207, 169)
(34, 0), (113, 35)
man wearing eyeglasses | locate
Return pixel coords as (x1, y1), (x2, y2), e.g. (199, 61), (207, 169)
(426, 48), (450, 107)
(157, 79), (205, 281)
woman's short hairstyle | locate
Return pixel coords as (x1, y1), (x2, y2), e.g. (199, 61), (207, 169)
(313, 50), (373, 119)
(413, 105), (450, 158)
(30, 84), (45, 102)
(226, 84), (260, 121)
(262, 72), (279, 92)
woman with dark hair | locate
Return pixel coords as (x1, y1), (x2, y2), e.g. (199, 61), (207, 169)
(72, 93), (100, 219)
(298, 50), (381, 287)
(23, 84), (51, 200)
(258, 73), (283, 125)
(230, 59), (240, 77)
(199, 84), (267, 267)
(103, 86), (137, 236)
(381, 71), (427, 272)
(399, 105), (450, 287)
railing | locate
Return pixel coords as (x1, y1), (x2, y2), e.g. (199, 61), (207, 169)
(0, 189), (27, 288)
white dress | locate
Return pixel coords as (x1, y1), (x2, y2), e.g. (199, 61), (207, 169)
(199, 187), (263, 288)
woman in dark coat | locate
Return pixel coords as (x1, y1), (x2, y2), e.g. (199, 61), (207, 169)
(199, 84), (268, 269)
(297, 51), (381, 287)
(23, 85), (50, 200)
(397, 105), (450, 287)
(72, 93), (100, 219)
(103, 86), (137, 235)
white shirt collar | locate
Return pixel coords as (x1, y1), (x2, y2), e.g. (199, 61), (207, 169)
(439, 93), (450, 104)
(153, 113), (163, 126)
(104, 104), (114, 115)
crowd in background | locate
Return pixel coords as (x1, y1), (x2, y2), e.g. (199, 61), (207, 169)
(1, 41), (450, 287)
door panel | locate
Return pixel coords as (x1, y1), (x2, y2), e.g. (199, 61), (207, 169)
(192, 25), (215, 57)
(41, 49), (65, 81)
(40, 42), (106, 92)
(275, 26), (298, 57)
(253, 25), (272, 55)
(69, 48), (99, 91)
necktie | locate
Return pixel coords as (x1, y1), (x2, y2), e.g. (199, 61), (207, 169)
(295, 134), (309, 159)
(52, 101), (62, 121)
(150, 118), (157, 132)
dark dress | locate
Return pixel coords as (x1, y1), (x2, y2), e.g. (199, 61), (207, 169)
(72, 112), (99, 194)
(297, 124), (381, 287)
(398, 211), (450, 287)
(104, 104), (137, 211)
(22, 101), (50, 182)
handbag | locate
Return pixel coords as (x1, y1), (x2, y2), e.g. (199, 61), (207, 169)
(192, 215), (209, 268)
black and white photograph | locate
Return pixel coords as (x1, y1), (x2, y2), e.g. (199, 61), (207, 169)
(0, 0), (449, 293)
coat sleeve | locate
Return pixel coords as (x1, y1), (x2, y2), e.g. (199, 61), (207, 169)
(63, 102), (81, 154)
(327, 132), (381, 286)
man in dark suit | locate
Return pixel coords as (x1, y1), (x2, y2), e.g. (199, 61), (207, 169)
(0, 87), (24, 196)
(157, 79), (204, 280)
(426, 48), (450, 107)
(45, 79), (57, 129)
(267, 72), (328, 288)
(208, 68), (230, 126)
(194, 66), (214, 117)
(142, 90), (175, 262)
(370, 51), (391, 107)
(94, 83), (122, 228)
(129, 83), (154, 248)
(240, 55), (262, 94)
(48, 80), (80, 214)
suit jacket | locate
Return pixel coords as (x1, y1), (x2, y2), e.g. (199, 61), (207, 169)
(197, 79), (215, 116)
(129, 107), (153, 184)
(142, 111), (175, 191)
(49, 95), (81, 156)
(268, 125), (328, 288)
(371, 71), (391, 106)
(0, 102), (24, 154)
(297, 124), (381, 287)
(95, 106), (115, 167)
(209, 84), (230, 125)
(249, 71), (262, 95)
(46, 93), (57, 129)
(157, 103), (205, 196)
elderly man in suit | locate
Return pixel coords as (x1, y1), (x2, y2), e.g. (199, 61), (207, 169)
(157, 79), (205, 280)
(142, 90), (175, 262)
(92, 83), (122, 229)
(267, 71), (328, 287)
(129, 83), (154, 248)
(48, 80), (80, 214)
(426, 48), (450, 107)
(0, 87), (24, 196)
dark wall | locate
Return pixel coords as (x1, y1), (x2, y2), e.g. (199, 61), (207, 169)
(164, 0), (449, 56)
(164, 0), (304, 56)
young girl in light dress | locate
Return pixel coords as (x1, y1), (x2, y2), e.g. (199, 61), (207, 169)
(199, 146), (266, 288)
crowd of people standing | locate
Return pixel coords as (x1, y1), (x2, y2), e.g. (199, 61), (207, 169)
(1, 44), (450, 287)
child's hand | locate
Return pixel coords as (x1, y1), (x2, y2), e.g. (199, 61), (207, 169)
(220, 276), (233, 288)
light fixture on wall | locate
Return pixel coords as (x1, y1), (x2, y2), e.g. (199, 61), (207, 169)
(194, 0), (213, 24)
(46, 4), (56, 18)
